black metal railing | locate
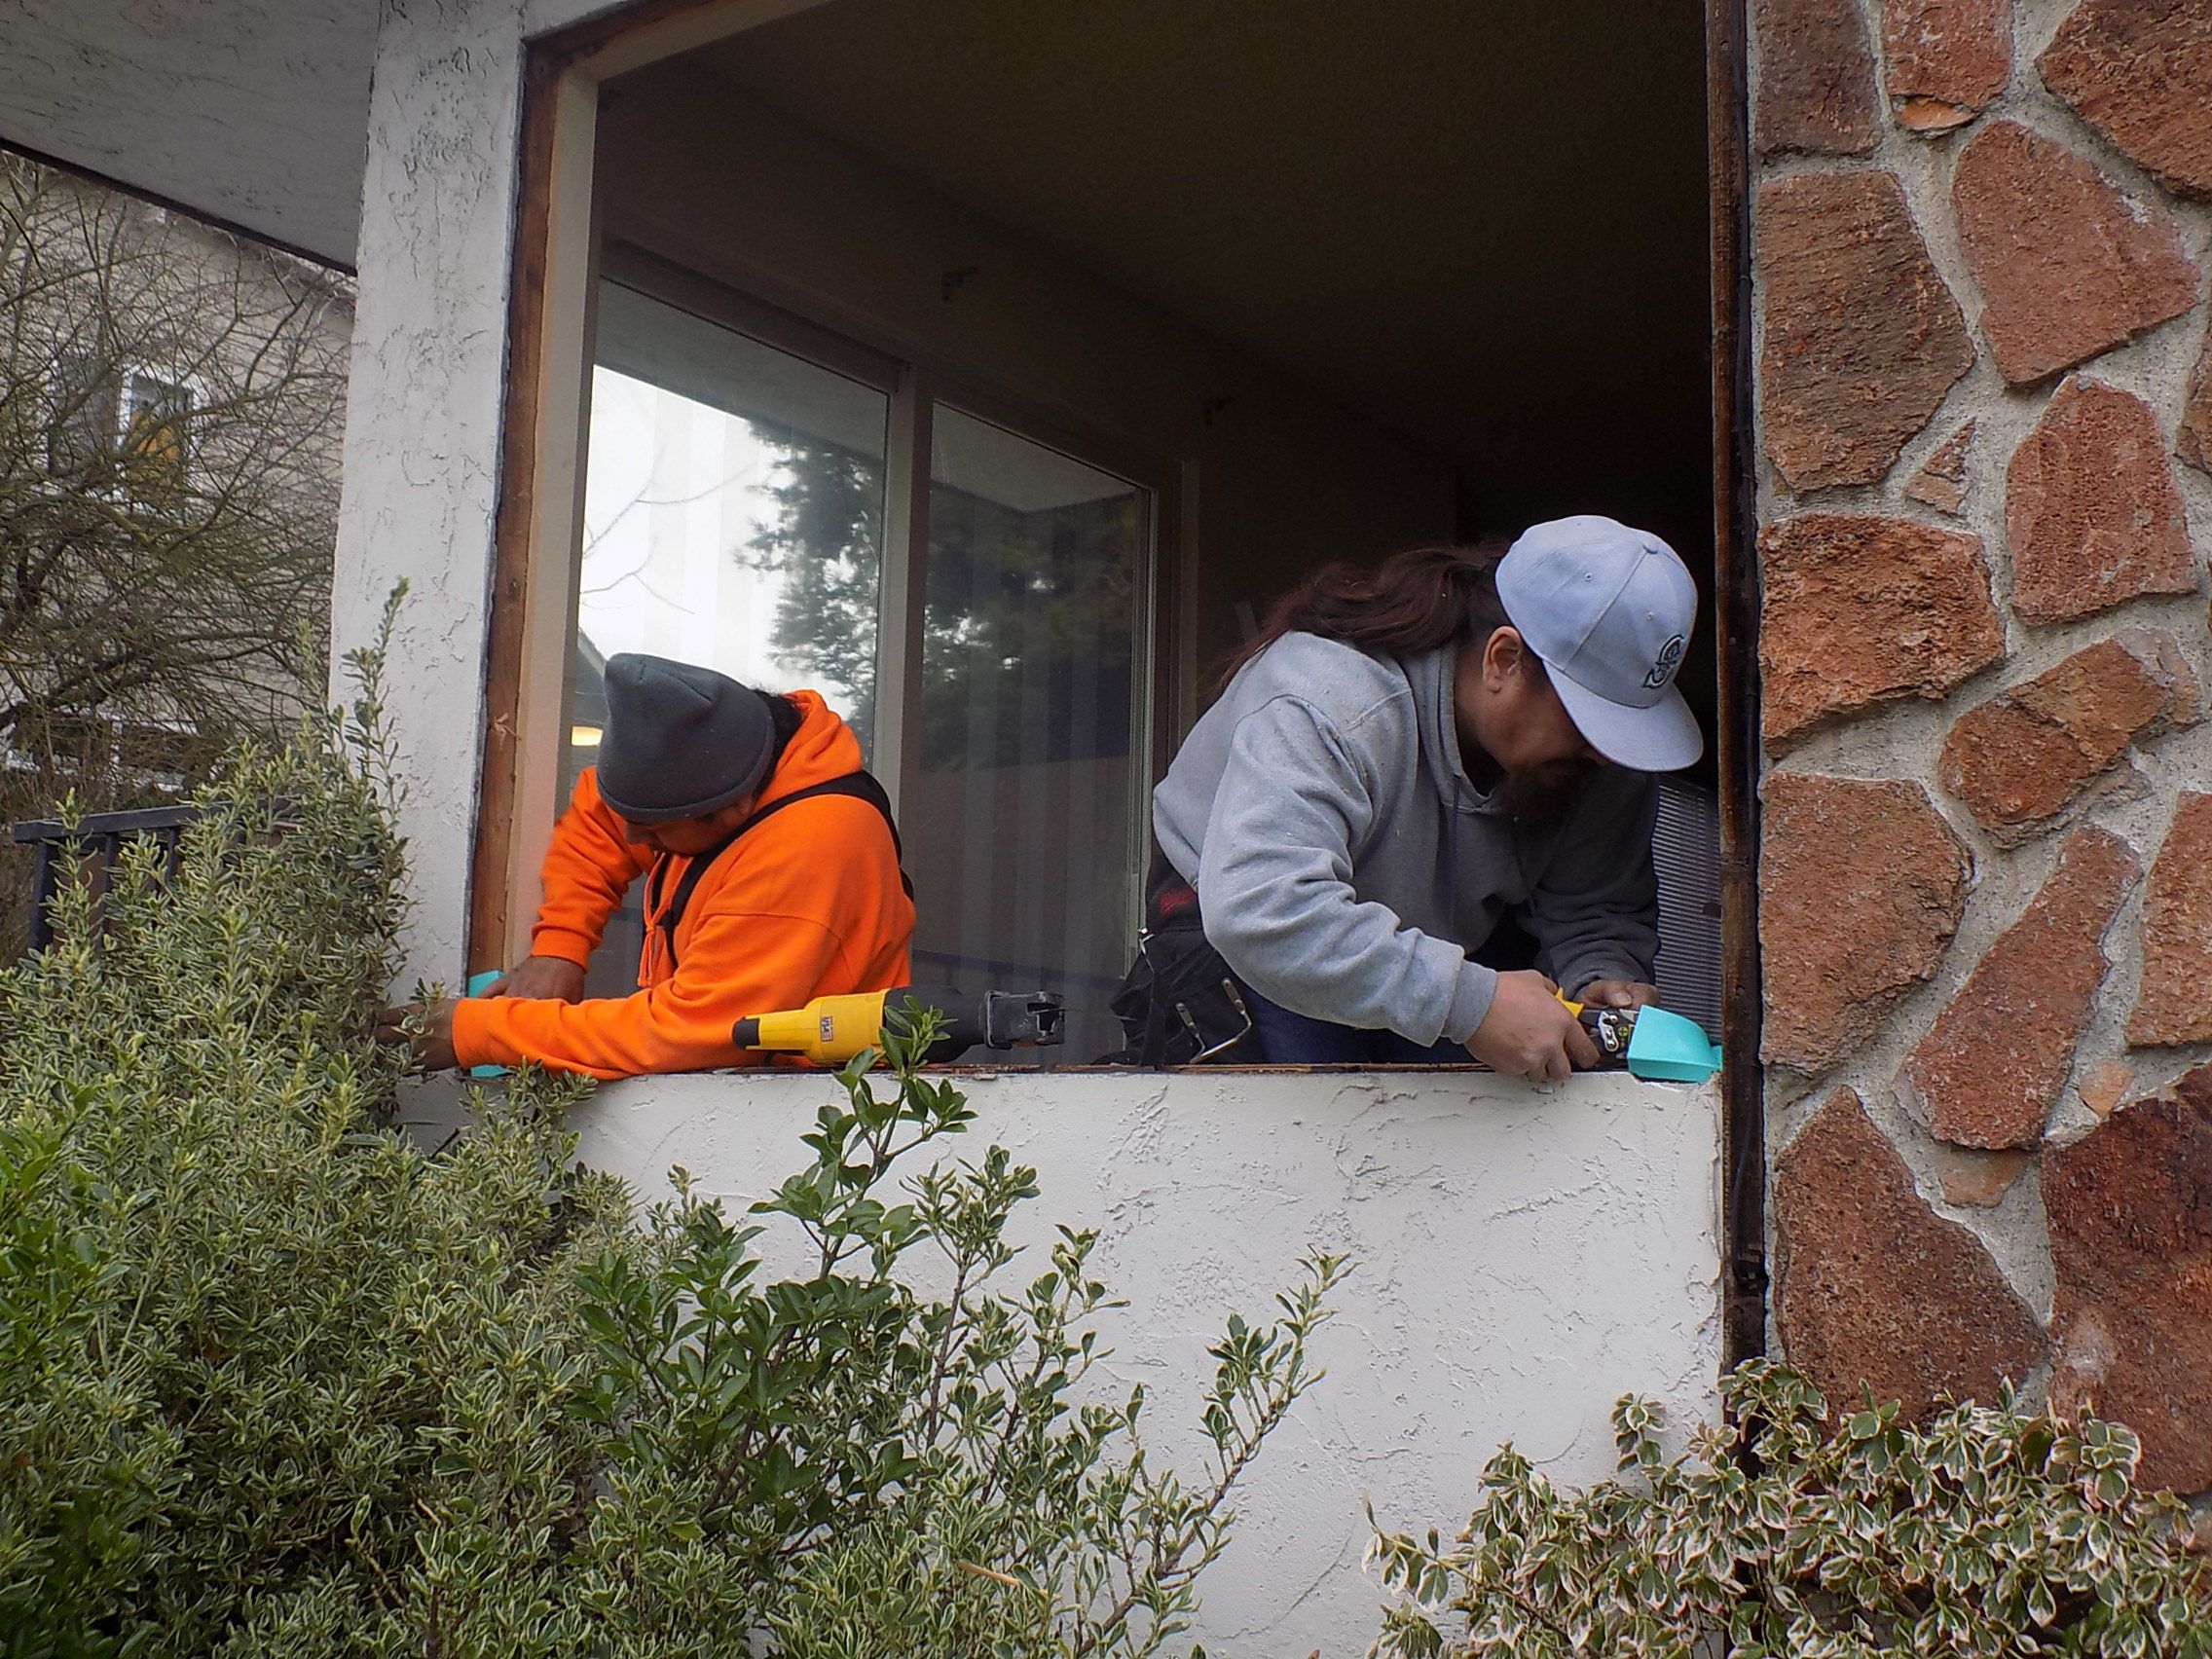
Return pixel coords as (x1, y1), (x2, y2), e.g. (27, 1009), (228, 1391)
(9, 804), (203, 951)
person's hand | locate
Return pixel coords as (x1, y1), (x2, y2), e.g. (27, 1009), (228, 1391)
(373, 999), (460, 1070)
(1577, 978), (1660, 1011)
(478, 954), (586, 1003)
(1465, 970), (1603, 1083)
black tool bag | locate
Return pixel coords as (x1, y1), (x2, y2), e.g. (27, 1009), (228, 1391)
(1104, 852), (1264, 1066)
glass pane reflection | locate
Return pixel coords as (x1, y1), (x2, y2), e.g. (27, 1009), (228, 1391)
(565, 282), (890, 994)
(910, 404), (1147, 1061)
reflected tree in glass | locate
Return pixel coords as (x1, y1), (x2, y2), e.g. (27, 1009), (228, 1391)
(744, 425), (886, 751)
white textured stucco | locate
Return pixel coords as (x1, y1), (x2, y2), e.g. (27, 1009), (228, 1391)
(0, 0), (374, 267)
(332, 0), (535, 986)
(557, 1067), (1722, 1656)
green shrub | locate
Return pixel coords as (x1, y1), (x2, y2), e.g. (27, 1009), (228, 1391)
(0, 1119), (174, 1654)
(277, 1014), (1344, 1658)
(0, 639), (633, 1657)
(0, 627), (1336, 1656)
(1369, 1359), (2212, 1658)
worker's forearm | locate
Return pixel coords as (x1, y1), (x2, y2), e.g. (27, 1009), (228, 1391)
(450, 990), (763, 1079)
(452, 910), (849, 1079)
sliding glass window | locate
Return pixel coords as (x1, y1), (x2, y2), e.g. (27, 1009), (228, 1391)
(565, 272), (1154, 1054)
(910, 405), (1148, 1058)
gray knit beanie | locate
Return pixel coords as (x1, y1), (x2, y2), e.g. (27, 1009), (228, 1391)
(595, 653), (775, 824)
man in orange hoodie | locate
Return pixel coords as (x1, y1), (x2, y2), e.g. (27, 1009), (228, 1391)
(379, 653), (914, 1080)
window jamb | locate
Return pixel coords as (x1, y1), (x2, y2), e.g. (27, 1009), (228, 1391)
(471, 57), (602, 974)
(874, 365), (932, 817)
(598, 240), (902, 391)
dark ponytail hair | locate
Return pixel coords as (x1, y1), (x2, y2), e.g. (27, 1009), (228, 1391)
(1218, 539), (1537, 689)
(758, 688), (806, 772)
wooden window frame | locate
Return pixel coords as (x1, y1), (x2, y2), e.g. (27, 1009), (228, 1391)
(475, 0), (1764, 1365)
(1706, 0), (1765, 1368)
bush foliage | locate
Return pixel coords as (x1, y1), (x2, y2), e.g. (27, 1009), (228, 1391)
(0, 649), (1339, 1656)
(0, 658), (629, 1656)
(1370, 1360), (2212, 1658)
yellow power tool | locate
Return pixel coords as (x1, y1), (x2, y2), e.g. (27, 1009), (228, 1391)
(730, 983), (1066, 1066)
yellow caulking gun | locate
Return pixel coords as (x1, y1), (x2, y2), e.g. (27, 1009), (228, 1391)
(731, 983), (1066, 1066)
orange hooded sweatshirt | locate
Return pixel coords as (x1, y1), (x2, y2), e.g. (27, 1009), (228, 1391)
(450, 691), (914, 1079)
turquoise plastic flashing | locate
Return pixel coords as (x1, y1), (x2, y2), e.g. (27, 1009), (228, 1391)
(464, 969), (506, 1079)
(1622, 1004), (1723, 1084)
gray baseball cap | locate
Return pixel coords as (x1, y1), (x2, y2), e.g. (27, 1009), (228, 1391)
(1495, 515), (1703, 772)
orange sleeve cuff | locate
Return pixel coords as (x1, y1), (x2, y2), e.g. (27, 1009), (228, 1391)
(449, 997), (501, 1071)
(528, 926), (598, 970)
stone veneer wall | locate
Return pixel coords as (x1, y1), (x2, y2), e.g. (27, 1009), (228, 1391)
(1749, 0), (2212, 1494)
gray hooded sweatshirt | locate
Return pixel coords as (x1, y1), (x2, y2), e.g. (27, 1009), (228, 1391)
(1153, 633), (1661, 1048)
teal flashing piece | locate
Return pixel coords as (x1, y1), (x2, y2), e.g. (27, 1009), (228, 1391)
(1624, 1004), (1722, 1084)
(464, 969), (507, 1079)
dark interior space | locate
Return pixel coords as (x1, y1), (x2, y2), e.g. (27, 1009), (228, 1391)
(678, 0), (1717, 762)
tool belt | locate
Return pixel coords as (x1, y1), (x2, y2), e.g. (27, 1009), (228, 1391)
(1105, 852), (1264, 1066)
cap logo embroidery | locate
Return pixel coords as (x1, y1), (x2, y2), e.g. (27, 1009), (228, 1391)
(1643, 635), (1685, 689)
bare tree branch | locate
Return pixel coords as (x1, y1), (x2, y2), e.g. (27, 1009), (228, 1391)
(0, 153), (351, 944)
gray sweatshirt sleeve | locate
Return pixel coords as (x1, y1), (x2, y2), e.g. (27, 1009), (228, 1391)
(1193, 695), (1498, 1047)
(1524, 767), (1661, 997)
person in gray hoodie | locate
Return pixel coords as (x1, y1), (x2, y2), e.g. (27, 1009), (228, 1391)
(1148, 515), (1702, 1081)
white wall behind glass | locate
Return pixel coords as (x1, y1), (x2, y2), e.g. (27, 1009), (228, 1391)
(577, 369), (823, 702)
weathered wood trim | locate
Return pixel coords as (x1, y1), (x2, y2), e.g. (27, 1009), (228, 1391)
(467, 53), (566, 974)
(468, 60), (597, 972)
(533, 0), (836, 78)
(502, 69), (602, 955)
(1708, 0), (1767, 1371)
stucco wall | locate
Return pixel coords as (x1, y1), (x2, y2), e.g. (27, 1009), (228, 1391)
(0, 0), (373, 266)
(520, 1066), (1722, 1656)
(1748, 0), (2212, 1491)
(331, 0), (536, 984)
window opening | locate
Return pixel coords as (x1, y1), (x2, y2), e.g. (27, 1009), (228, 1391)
(504, 0), (1728, 1076)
